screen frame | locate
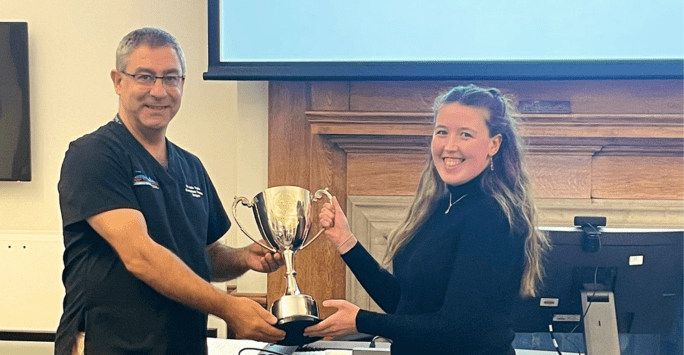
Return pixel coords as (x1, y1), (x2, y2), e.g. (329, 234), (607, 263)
(204, 0), (683, 81)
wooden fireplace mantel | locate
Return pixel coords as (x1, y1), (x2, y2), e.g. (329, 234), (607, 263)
(266, 80), (683, 317)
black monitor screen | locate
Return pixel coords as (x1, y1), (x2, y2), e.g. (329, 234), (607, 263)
(512, 227), (683, 335)
(0, 22), (30, 181)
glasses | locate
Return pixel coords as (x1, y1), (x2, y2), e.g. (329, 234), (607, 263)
(121, 71), (185, 88)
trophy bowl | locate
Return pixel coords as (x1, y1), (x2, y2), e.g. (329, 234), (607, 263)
(232, 186), (332, 345)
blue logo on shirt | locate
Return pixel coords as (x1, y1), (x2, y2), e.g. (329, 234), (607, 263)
(133, 171), (160, 189)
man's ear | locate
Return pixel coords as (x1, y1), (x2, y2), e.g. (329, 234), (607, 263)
(489, 134), (502, 156)
(111, 70), (122, 95)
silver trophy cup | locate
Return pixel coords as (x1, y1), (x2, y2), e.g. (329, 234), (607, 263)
(232, 186), (332, 345)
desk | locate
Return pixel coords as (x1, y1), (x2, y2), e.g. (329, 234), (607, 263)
(207, 338), (579, 355)
(516, 351), (583, 355)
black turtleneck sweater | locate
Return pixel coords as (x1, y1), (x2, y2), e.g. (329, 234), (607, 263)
(344, 174), (526, 355)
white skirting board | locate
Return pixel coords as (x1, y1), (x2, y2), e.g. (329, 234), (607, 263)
(0, 231), (64, 332)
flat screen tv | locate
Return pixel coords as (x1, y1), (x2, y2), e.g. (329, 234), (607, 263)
(0, 22), (30, 181)
(204, 0), (683, 80)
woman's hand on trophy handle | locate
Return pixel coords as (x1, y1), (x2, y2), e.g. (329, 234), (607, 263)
(318, 199), (336, 229)
(320, 196), (357, 254)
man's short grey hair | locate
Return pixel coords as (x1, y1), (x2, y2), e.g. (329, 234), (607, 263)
(116, 27), (186, 75)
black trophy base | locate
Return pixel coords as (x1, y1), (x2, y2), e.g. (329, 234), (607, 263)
(275, 316), (322, 346)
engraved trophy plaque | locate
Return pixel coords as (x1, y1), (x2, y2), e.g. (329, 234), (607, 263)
(232, 186), (332, 345)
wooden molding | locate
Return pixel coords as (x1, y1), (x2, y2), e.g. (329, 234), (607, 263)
(535, 198), (684, 228)
(326, 134), (430, 154)
(269, 79), (683, 316)
(342, 80), (683, 114)
(307, 109), (683, 200)
(307, 111), (433, 124)
(345, 196), (413, 312)
(596, 144), (684, 156)
(307, 111), (683, 156)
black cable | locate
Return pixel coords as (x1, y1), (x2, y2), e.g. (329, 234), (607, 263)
(569, 265), (599, 334)
(368, 335), (391, 348)
(238, 347), (287, 355)
(298, 346), (363, 352)
(553, 231), (602, 355)
(548, 324), (564, 355)
(547, 222), (605, 355)
(565, 237), (602, 355)
(561, 265), (598, 355)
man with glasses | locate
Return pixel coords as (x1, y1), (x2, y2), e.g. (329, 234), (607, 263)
(55, 27), (286, 355)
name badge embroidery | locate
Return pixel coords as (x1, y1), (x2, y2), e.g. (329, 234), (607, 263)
(185, 185), (203, 198)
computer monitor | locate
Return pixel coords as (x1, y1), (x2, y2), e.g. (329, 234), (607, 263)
(512, 221), (683, 354)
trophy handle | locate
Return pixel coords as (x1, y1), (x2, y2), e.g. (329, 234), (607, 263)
(301, 188), (334, 250)
(232, 196), (278, 253)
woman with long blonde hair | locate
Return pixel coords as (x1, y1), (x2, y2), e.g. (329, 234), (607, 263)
(306, 84), (550, 355)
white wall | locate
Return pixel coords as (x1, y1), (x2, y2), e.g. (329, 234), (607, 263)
(0, 0), (269, 336)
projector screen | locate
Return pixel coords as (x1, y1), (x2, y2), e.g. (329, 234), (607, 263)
(204, 0), (683, 80)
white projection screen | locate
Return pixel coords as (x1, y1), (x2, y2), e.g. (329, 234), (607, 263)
(204, 0), (683, 80)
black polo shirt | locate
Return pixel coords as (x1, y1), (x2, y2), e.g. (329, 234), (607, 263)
(55, 119), (230, 355)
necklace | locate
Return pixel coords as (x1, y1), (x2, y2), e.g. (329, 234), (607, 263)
(445, 193), (467, 214)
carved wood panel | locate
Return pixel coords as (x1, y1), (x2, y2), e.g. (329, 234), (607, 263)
(345, 195), (413, 312)
(268, 79), (684, 310)
(347, 153), (427, 196)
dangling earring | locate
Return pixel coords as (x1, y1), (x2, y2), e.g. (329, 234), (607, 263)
(490, 158), (494, 171)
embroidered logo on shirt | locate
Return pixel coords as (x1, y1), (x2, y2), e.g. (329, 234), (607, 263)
(133, 171), (160, 189)
(185, 185), (203, 198)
